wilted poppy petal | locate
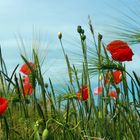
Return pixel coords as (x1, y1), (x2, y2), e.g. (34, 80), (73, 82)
(94, 86), (103, 95)
(0, 97), (8, 116)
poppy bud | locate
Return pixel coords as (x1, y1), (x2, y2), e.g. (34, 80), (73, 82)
(99, 75), (102, 81)
(98, 33), (103, 40)
(45, 83), (48, 89)
(98, 111), (102, 118)
(58, 32), (62, 39)
(77, 25), (82, 33)
(81, 35), (86, 41)
(42, 128), (49, 140)
(81, 29), (85, 34)
(34, 131), (40, 140)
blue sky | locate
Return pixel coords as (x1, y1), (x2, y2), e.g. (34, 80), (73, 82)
(0, 0), (140, 83)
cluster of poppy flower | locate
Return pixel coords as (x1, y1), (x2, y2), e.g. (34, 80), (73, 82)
(0, 62), (35, 116)
(94, 87), (118, 99)
(76, 40), (134, 101)
(20, 62), (35, 96)
(0, 40), (134, 115)
(76, 70), (121, 101)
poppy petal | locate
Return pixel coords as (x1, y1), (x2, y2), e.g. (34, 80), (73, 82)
(0, 97), (8, 116)
(106, 40), (134, 62)
(23, 83), (33, 96)
(76, 85), (89, 101)
(20, 62), (35, 75)
(109, 90), (118, 99)
(94, 86), (103, 95)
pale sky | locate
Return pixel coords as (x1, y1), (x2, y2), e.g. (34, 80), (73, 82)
(0, 0), (140, 83)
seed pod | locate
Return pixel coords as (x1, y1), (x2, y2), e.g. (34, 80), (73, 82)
(77, 25), (82, 33)
(98, 33), (103, 40)
(81, 35), (86, 41)
(34, 131), (41, 140)
(42, 128), (49, 140)
(45, 83), (48, 89)
(58, 32), (62, 39)
(98, 111), (102, 119)
(99, 75), (102, 81)
(81, 29), (84, 34)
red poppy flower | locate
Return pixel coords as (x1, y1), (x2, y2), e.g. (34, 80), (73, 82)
(23, 76), (30, 85)
(106, 40), (134, 62)
(76, 85), (89, 101)
(23, 83), (33, 96)
(104, 70), (122, 85)
(113, 70), (122, 84)
(0, 97), (8, 116)
(109, 90), (118, 99)
(94, 86), (103, 95)
(20, 62), (35, 75)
